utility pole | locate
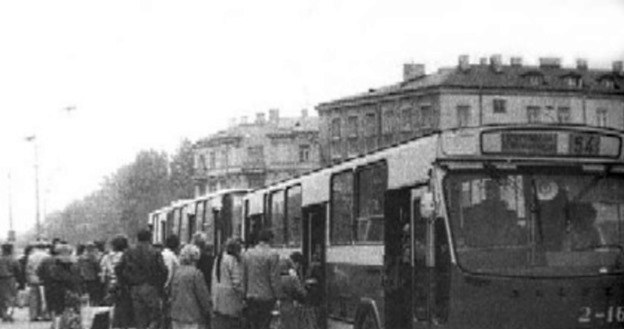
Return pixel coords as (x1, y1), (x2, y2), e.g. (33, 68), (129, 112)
(25, 135), (41, 240)
(7, 172), (15, 242)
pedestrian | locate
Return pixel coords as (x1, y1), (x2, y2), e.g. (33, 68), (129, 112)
(162, 235), (180, 329)
(162, 235), (180, 290)
(17, 245), (32, 290)
(0, 243), (21, 322)
(192, 233), (214, 291)
(38, 240), (63, 321)
(242, 229), (281, 329)
(77, 242), (102, 305)
(277, 257), (307, 329)
(169, 244), (211, 329)
(47, 243), (82, 329)
(212, 238), (244, 329)
(26, 241), (49, 321)
(116, 229), (168, 329)
(102, 235), (134, 329)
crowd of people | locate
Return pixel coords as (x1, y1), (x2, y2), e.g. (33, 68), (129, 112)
(0, 228), (320, 329)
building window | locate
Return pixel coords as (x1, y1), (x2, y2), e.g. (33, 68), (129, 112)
(493, 99), (507, 114)
(564, 76), (582, 88)
(247, 146), (264, 166)
(347, 116), (359, 156)
(527, 74), (544, 86)
(347, 116), (358, 138)
(331, 171), (354, 244)
(420, 105), (433, 128)
(198, 155), (207, 171)
(602, 78), (615, 89)
(382, 109), (395, 146)
(456, 105), (471, 127)
(527, 106), (541, 123)
(597, 108), (608, 127)
(209, 152), (216, 169)
(331, 118), (341, 140)
(557, 107), (571, 123)
(299, 144), (310, 163)
(364, 112), (378, 152)
(400, 107), (412, 131)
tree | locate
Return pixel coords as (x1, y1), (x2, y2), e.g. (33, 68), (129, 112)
(168, 139), (195, 200)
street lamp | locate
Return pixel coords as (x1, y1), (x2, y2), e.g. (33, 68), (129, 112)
(7, 172), (15, 242)
(25, 134), (41, 240)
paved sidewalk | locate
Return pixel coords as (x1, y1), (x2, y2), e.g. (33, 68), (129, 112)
(3, 307), (50, 329)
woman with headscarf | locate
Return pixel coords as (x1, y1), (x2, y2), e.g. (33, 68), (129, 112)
(278, 254), (307, 329)
(169, 244), (211, 329)
(211, 238), (244, 329)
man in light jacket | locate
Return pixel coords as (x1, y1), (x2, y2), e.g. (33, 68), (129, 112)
(242, 230), (281, 329)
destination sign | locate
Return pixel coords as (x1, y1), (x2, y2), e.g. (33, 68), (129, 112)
(501, 132), (557, 155)
(481, 129), (621, 158)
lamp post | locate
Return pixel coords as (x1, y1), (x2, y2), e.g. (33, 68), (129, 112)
(25, 135), (41, 240)
(7, 172), (15, 242)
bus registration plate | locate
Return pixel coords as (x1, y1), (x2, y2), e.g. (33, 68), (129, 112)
(569, 133), (600, 156)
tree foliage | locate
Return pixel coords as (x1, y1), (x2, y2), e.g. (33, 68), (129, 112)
(42, 140), (195, 244)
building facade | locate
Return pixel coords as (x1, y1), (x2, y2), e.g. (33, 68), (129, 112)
(193, 109), (320, 196)
(316, 55), (624, 165)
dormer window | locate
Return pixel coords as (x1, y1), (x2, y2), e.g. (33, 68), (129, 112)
(523, 72), (545, 86)
(601, 78), (615, 89)
(528, 75), (543, 86)
(564, 76), (582, 88)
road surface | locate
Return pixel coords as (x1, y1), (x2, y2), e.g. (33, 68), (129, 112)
(4, 307), (50, 329)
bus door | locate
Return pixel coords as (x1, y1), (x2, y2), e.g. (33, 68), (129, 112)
(302, 203), (327, 329)
(384, 188), (413, 329)
(411, 187), (432, 328)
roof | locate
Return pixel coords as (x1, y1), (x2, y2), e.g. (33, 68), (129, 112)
(318, 64), (624, 110)
(194, 115), (319, 148)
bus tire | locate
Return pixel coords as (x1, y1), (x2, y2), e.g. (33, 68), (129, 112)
(354, 299), (382, 329)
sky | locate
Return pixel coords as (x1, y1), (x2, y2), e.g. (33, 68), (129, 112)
(1, 0), (623, 236)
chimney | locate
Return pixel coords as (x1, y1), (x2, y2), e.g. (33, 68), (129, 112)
(479, 57), (488, 65)
(576, 58), (588, 71)
(240, 116), (248, 125)
(301, 108), (308, 119)
(539, 57), (561, 69)
(403, 63), (425, 81)
(255, 112), (266, 125)
(268, 108), (279, 124)
(613, 61), (623, 75)
(458, 54), (470, 72)
(490, 54), (503, 73)
(510, 57), (523, 67)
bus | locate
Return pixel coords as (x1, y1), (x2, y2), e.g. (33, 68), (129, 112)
(242, 124), (624, 329)
(192, 189), (248, 253)
(149, 206), (172, 245)
(149, 189), (248, 251)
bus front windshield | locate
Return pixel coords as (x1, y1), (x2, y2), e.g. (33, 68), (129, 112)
(445, 170), (624, 276)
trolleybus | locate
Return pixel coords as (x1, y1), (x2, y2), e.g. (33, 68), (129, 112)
(242, 124), (624, 329)
(150, 189), (248, 252)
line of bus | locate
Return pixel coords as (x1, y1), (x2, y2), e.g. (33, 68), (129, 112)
(148, 189), (248, 252)
(150, 123), (624, 329)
